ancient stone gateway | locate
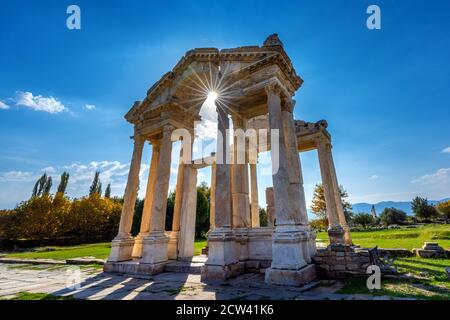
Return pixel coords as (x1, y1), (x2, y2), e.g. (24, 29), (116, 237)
(104, 34), (352, 286)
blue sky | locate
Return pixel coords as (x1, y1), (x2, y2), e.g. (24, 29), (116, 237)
(0, 0), (449, 210)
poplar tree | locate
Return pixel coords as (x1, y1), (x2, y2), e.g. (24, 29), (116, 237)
(57, 172), (70, 194)
(104, 183), (111, 199)
(89, 171), (102, 196)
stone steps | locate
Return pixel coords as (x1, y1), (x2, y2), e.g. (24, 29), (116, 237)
(164, 260), (204, 274)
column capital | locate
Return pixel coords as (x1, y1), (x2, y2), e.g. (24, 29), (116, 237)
(149, 139), (161, 147)
(132, 134), (145, 146)
(281, 98), (296, 113)
(162, 124), (175, 135)
(264, 83), (282, 96)
(316, 137), (331, 151)
(231, 115), (246, 129)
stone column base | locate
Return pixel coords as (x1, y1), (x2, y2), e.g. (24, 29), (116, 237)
(167, 231), (179, 260)
(140, 232), (169, 265)
(270, 226), (309, 270)
(202, 262), (245, 281)
(328, 225), (344, 244)
(201, 228), (242, 281)
(103, 260), (166, 275)
(107, 238), (135, 262)
(342, 225), (353, 245)
(265, 264), (317, 286)
(131, 233), (147, 259)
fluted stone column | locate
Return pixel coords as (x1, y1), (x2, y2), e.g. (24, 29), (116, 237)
(264, 84), (315, 286)
(209, 162), (216, 230)
(281, 100), (309, 226)
(140, 125), (174, 268)
(281, 99), (312, 262)
(327, 145), (352, 245)
(202, 106), (240, 281)
(167, 148), (185, 260)
(265, 187), (275, 227)
(212, 107), (232, 229)
(177, 165), (198, 260)
(250, 163), (260, 228)
(132, 141), (160, 258)
(108, 134), (144, 262)
(172, 149), (185, 233)
(317, 139), (344, 244)
(231, 116), (251, 228)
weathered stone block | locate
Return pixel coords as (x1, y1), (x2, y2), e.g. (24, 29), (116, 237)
(347, 264), (359, 270)
(265, 264), (317, 286)
(334, 265), (345, 271)
(377, 248), (413, 257)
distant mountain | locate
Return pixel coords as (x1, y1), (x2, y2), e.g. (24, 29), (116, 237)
(351, 198), (450, 215)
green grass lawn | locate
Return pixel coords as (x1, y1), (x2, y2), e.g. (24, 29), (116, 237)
(2, 239), (209, 260)
(317, 224), (450, 249)
(2, 225), (448, 261)
(339, 256), (450, 299)
(194, 239), (207, 256)
(3, 242), (112, 260)
(1, 292), (76, 300)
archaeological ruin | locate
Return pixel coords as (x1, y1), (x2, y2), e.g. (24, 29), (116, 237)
(105, 34), (362, 286)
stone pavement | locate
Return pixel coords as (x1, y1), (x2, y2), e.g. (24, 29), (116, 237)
(0, 263), (412, 300)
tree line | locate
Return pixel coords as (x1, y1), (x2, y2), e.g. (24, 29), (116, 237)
(0, 172), (214, 247)
(309, 183), (450, 229)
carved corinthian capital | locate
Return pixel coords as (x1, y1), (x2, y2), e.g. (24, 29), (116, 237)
(282, 98), (296, 113)
(132, 134), (145, 146)
(264, 83), (282, 97)
(162, 124), (175, 136)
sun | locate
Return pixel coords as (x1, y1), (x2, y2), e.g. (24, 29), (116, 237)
(207, 91), (218, 101)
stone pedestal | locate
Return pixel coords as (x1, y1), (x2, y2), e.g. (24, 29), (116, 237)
(201, 228), (242, 281)
(265, 226), (315, 286)
(131, 234), (145, 259)
(104, 260), (166, 275)
(107, 238), (135, 262)
(167, 231), (179, 260)
(140, 232), (169, 265)
(247, 227), (273, 261)
(265, 264), (317, 287)
(328, 225), (345, 244)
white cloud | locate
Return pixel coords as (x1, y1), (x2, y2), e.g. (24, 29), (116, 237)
(84, 104), (96, 110)
(0, 101), (10, 110)
(195, 119), (217, 140)
(411, 168), (450, 185)
(15, 91), (66, 114)
(41, 166), (57, 174)
(369, 174), (379, 180)
(442, 147), (450, 154)
(0, 171), (38, 182)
